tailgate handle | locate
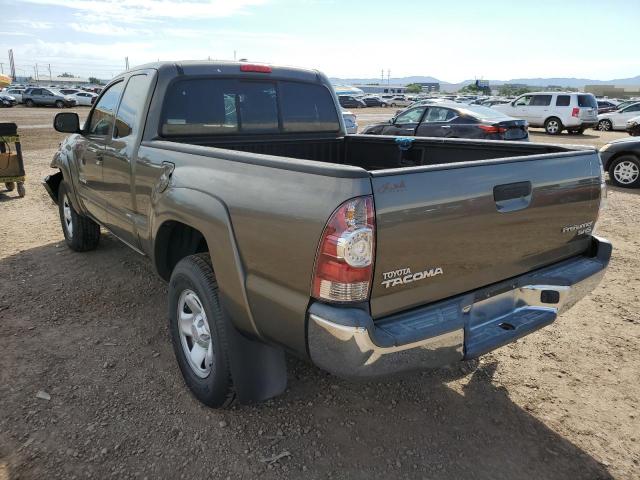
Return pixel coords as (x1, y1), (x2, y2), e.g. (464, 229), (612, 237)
(493, 181), (532, 213)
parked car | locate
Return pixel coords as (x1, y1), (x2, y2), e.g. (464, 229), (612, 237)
(626, 115), (640, 136)
(596, 102), (640, 131)
(0, 93), (17, 107)
(362, 96), (388, 107)
(46, 61), (609, 408)
(597, 100), (620, 114)
(362, 103), (529, 141)
(4, 87), (25, 103)
(70, 91), (98, 106)
(599, 137), (640, 187)
(342, 108), (358, 134)
(59, 88), (82, 96)
(381, 95), (412, 107)
(338, 95), (366, 108)
(493, 92), (598, 135)
(23, 88), (77, 108)
(482, 99), (511, 107)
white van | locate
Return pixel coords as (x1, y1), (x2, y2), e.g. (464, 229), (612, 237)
(493, 92), (598, 135)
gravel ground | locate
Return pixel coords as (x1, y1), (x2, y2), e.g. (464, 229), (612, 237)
(0, 106), (638, 479)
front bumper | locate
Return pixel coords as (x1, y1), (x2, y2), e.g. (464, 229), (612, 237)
(307, 236), (611, 378)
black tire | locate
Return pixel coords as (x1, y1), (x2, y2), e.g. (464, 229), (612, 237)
(25, 99), (34, 107)
(597, 119), (612, 132)
(544, 117), (563, 135)
(58, 182), (101, 251)
(608, 155), (640, 188)
(55, 100), (65, 108)
(576, 128), (585, 135)
(5, 182), (15, 192)
(17, 182), (25, 197)
(168, 253), (236, 408)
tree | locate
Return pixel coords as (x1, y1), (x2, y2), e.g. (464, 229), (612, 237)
(458, 83), (480, 94)
(497, 85), (531, 97)
(405, 83), (422, 94)
(59, 72), (75, 78)
(88, 77), (102, 85)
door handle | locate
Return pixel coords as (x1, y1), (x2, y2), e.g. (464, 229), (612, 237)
(441, 125), (451, 129)
(493, 181), (532, 213)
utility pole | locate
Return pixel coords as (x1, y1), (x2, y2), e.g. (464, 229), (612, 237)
(381, 69), (384, 84)
(125, 56), (129, 70)
(9, 49), (16, 80)
(0, 63), (3, 74)
(48, 63), (52, 81)
(387, 69), (390, 85)
(35, 63), (39, 82)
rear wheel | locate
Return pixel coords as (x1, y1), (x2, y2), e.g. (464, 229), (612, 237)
(25, 99), (34, 107)
(169, 253), (236, 408)
(597, 119), (612, 131)
(58, 182), (101, 251)
(55, 100), (64, 108)
(544, 117), (563, 135)
(17, 182), (25, 197)
(609, 155), (640, 188)
(5, 182), (15, 192)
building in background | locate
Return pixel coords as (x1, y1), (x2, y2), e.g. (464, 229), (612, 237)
(416, 82), (440, 92)
(353, 84), (407, 94)
(33, 76), (90, 86)
(584, 84), (640, 99)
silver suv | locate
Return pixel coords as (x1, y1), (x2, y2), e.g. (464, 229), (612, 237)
(493, 92), (598, 135)
(23, 87), (77, 108)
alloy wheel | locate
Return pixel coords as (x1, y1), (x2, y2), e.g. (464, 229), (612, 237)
(177, 289), (214, 378)
(613, 160), (639, 185)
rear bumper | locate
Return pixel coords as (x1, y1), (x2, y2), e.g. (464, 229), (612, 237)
(307, 236), (611, 378)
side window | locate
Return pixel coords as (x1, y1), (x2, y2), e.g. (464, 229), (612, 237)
(530, 95), (552, 106)
(626, 103), (640, 112)
(556, 95), (571, 106)
(88, 81), (124, 136)
(395, 107), (426, 124)
(514, 95), (532, 107)
(422, 107), (456, 123)
(42, 90), (53, 96)
(113, 74), (153, 139)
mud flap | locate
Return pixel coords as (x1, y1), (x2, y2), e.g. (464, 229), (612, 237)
(43, 171), (63, 204)
(224, 317), (287, 404)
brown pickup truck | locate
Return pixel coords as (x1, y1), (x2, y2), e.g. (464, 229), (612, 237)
(45, 61), (611, 408)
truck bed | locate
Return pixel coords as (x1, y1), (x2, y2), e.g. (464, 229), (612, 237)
(167, 134), (583, 171)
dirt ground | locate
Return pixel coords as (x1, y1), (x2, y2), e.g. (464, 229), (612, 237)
(0, 106), (638, 480)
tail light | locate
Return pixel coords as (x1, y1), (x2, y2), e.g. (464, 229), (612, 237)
(478, 124), (507, 134)
(312, 196), (375, 303)
(571, 107), (580, 117)
(239, 64), (272, 73)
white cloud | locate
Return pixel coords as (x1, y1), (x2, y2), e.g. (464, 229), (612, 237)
(8, 20), (54, 29)
(22, 0), (269, 21)
(68, 22), (150, 36)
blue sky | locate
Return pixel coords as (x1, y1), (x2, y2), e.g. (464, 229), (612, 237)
(1, 0), (638, 82)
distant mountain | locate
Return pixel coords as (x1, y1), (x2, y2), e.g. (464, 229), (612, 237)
(330, 75), (640, 92)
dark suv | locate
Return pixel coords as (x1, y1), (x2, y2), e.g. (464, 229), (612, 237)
(23, 88), (77, 108)
(338, 95), (366, 108)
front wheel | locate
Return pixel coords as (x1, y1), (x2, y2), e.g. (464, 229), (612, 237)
(25, 99), (34, 107)
(58, 182), (101, 251)
(544, 117), (563, 135)
(168, 253), (236, 408)
(609, 155), (640, 188)
(597, 119), (612, 131)
(55, 100), (65, 108)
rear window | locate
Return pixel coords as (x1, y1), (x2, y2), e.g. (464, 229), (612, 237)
(458, 105), (508, 120)
(162, 78), (339, 136)
(556, 95), (571, 106)
(578, 94), (597, 108)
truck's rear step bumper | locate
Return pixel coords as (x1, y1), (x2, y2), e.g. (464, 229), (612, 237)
(307, 236), (611, 378)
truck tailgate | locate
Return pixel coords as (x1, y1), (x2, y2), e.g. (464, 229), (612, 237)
(370, 151), (602, 319)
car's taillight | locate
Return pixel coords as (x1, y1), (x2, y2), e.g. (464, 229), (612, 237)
(478, 124), (507, 134)
(312, 196), (375, 303)
(571, 107), (580, 117)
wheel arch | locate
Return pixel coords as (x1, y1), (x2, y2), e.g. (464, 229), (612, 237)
(605, 151), (640, 172)
(150, 188), (260, 339)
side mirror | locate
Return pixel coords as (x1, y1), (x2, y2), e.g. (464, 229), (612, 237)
(54, 112), (81, 133)
(388, 117), (395, 124)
